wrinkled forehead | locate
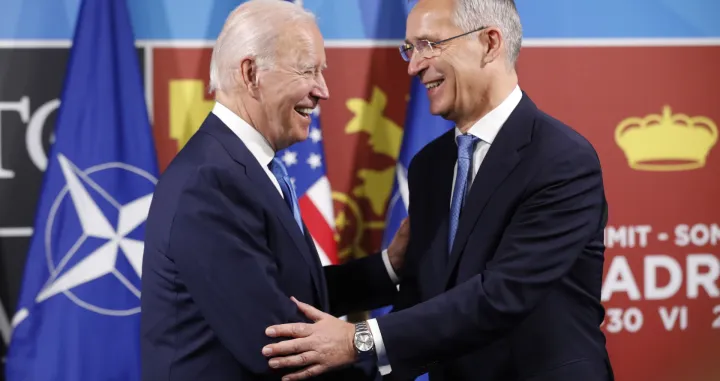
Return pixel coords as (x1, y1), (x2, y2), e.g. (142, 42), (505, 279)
(405, 0), (459, 43)
(275, 22), (326, 69)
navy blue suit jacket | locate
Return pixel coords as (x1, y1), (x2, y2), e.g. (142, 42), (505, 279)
(141, 113), (395, 380)
(378, 93), (613, 381)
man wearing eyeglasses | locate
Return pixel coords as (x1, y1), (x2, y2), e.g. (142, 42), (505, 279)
(261, 0), (614, 380)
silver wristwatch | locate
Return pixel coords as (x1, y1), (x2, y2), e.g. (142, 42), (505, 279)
(353, 321), (375, 358)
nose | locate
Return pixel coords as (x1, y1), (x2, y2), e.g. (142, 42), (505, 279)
(407, 52), (427, 77)
(311, 73), (329, 100)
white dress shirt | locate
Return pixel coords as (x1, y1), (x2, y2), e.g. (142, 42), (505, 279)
(367, 85), (523, 375)
(212, 102), (283, 196)
(211, 100), (399, 286)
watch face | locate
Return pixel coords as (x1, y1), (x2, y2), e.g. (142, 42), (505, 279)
(355, 332), (374, 352)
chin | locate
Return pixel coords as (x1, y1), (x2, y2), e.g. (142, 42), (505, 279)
(291, 126), (310, 144)
(429, 102), (450, 117)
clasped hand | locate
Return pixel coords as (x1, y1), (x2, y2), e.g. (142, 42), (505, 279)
(261, 218), (409, 380)
(262, 297), (356, 381)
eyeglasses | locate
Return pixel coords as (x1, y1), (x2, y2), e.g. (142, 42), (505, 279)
(399, 26), (487, 62)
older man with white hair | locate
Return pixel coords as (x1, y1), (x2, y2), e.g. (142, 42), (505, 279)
(140, 1), (408, 380)
(262, 0), (614, 380)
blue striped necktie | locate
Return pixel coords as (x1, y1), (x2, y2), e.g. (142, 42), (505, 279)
(269, 157), (304, 233)
(448, 134), (479, 254)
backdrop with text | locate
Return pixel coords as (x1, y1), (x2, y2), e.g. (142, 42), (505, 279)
(0, 0), (718, 380)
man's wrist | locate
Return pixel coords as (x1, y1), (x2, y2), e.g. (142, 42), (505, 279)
(347, 322), (359, 361)
(352, 321), (376, 360)
(387, 247), (403, 271)
(367, 318), (392, 375)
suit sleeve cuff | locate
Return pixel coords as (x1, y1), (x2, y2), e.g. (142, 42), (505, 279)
(381, 249), (400, 285)
(367, 318), (392, 375)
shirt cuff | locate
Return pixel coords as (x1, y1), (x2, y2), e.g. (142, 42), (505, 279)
(381, 249), (400, 285)
(367, 318), (392, 375)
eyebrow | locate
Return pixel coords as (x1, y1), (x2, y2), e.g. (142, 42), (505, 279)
(405, 34), (437, 44)
(298, 62), (327, 71)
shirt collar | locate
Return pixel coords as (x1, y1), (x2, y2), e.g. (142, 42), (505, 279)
(454, 84), (522, 144)
(212, 101), (275, 168)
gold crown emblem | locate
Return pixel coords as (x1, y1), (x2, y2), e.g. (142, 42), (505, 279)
(615, 106), (718, 171)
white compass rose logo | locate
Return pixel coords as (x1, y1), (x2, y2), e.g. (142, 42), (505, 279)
(13, 153), (157, 327)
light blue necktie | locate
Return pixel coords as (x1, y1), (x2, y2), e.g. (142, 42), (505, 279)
(448, 134), (479, 254)
(269, 157), (304, 233)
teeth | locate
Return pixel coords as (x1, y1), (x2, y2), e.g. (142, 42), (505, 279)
(425, 80), (443, 89)
(295, 107), (314, 116)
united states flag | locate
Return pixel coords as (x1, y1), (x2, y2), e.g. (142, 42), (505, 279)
(276, 108), (339, 266)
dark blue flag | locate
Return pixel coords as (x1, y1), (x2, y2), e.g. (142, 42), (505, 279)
(5, 0), (157, 379)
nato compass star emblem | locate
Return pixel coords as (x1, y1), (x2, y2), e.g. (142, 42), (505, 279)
(13, 153), (156, 327)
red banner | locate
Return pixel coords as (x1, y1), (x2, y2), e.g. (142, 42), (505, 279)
(151, 45), (720, 381)
(519, 46), (720, 381)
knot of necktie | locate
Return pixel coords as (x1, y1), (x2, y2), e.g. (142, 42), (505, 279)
(448, 133), (479, 254)
(268, 157), (303, 233)
(456, 134), (479, 160)
(269, 157), (290, 180)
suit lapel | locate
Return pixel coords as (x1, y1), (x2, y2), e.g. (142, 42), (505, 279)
(425, 131), (458, 298)
(443, 94), (536, 287)
(201, 114), (325, 305)
(302, 225), (330, 311)
(245, 162), (326, 304)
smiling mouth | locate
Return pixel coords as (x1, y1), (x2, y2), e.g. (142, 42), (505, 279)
(294, 107), (314, 118)
(424, 79), (444, 89)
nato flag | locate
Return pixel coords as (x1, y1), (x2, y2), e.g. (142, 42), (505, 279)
(5, 0), (158, 379)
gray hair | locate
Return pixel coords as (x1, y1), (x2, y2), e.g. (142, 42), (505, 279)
(209, 0), (316, 93)
(452, 0), (523, 67)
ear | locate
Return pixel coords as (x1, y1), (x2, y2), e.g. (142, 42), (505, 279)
(480, 27), (504, 64)
(236, 58), (261, 98)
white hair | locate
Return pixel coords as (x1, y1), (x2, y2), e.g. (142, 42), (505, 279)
(209, 0), (316, 93)
(452, 0), (523, 67)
